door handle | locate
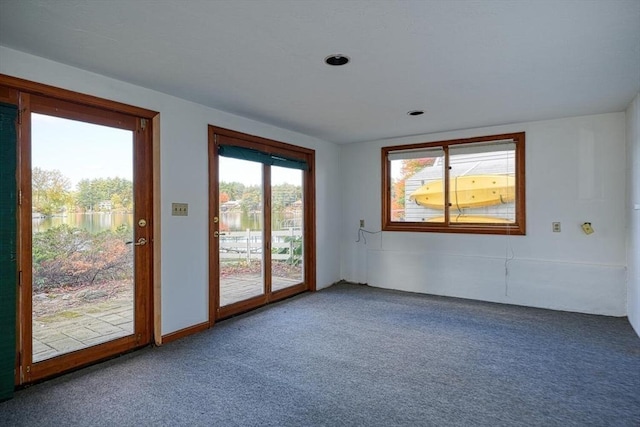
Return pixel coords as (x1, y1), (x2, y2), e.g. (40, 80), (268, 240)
(126, 238), (147, 246)
(213, 231), (226, 238)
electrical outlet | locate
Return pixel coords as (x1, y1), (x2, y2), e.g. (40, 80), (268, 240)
(552, 222), (561, 232)
(172, 202), (188, 216)
(359, 219), (365, 228)
(581, 222), (594, 235)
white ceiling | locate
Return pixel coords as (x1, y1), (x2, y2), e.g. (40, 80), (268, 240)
(0, 0), (639, 144)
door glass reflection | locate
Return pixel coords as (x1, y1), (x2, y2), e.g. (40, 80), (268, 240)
(271, 166), (303, 291)
(218, 157), (265, 306)
(31, 113), (134, 362)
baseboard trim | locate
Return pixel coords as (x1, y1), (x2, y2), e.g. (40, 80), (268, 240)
(161, 321), (210, 345)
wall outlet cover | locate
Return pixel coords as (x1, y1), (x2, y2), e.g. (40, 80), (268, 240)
(581, 222), (594, 235)
(172, 202), (188, 216)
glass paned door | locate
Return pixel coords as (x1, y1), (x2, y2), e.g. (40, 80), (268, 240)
(218, 156), (265, 307)
(31, 113), (135, 362)
(211, 127), (314, 321)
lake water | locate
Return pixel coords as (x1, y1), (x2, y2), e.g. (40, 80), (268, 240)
(33, 212), (134, 234)
(33, 210), (301, 234)
(221, 211), (301, 231)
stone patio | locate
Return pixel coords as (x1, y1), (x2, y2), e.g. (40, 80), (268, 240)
(33, 275), (301, 362)
(33, 299), (133, 363)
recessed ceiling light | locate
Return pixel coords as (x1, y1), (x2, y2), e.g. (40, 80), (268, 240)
(325, 54), (350, 66)
(407, 110), (425, 116)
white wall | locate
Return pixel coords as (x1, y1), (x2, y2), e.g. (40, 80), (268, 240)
(627, 93), (640, 334)
(341, 113), (628, 316)
(0, 46), (342, 335)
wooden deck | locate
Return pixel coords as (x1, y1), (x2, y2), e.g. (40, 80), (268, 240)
(220, 274), (301, 306)
(219, 229), (302, 262)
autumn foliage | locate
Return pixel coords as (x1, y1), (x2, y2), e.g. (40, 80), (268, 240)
(391, 158), (434, 221)
(32, 225), (133, 291)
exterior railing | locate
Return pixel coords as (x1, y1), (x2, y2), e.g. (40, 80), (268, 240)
(219, 228), (302, 262)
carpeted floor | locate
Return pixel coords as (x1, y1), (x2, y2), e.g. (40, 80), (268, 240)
(1, 283), (639, 426)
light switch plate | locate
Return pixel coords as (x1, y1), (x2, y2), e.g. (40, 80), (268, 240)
(172, 202), (188, 216)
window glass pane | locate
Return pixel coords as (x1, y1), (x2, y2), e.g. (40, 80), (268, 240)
(271, 166), (303, 291)
(448, 142), (516, 223)
(218, 157), (264, 306)
(390, 147), (444, 222)
(31, 113), (134, 362)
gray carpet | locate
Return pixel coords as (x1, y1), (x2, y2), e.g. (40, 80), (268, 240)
(1, 283), (639, 426)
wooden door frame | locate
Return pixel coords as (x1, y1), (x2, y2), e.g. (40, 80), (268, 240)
(208, 126), (316, 324)
(0, 74), (160, 384)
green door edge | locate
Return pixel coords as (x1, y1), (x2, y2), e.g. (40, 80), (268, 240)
(0, 102), (18, 401)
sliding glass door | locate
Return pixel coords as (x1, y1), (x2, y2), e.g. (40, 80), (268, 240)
(209, 127), (315, 321)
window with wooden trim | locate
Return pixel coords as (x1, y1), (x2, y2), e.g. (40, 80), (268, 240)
(382, 132), (525, 235)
